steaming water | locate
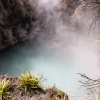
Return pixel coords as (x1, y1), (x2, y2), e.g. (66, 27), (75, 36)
(0, 0), (100, 99)
(0, 37), (99, 100)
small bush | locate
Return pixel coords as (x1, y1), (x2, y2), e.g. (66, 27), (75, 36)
(0, 78), (12, 100)
(19, 71), (45, 93)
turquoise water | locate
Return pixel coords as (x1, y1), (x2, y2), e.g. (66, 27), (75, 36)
(0, 39), (98, 100)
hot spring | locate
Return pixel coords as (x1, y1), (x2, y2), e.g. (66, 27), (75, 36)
(0, 0), (100, 100)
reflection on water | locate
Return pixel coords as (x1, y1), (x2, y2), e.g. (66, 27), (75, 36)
(0, 40), (99, 100)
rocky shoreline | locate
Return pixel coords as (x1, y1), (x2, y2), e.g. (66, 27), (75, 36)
(0, 74), (69, 100)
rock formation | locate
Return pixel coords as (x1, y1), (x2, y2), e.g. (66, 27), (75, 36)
(0, 0), (84, 51)
(0, 0), (38, 50)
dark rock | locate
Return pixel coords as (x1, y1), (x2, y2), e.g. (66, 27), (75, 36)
(0, 0), (37, 51)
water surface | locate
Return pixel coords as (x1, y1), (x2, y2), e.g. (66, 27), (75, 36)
(0, 39), (99, 100)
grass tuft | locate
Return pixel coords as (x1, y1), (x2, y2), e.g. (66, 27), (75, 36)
(19, 71), (45, 93)
(0, 78), (12, 100)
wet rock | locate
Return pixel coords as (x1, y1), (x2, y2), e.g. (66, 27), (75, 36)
(0, 0), (38, 51)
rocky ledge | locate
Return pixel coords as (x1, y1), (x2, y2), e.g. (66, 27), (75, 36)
(0, 74), (69, 100)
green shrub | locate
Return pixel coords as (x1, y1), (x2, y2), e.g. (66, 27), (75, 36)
(0, 78), (12, 100)
(19, 71), (45, 93)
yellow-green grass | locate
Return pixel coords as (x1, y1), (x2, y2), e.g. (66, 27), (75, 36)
(0, 78), (12, 100)
(19, 71), (45, 93)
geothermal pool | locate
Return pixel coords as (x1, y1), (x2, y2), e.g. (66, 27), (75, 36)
(0, 38), (99, 100)
(0, 0), (100, 99)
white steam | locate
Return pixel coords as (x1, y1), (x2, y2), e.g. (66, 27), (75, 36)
(32, 0), (100, 99)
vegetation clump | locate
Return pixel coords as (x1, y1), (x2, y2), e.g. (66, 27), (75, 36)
(0, 78), (12, 100)
(19, 71), (45, 93)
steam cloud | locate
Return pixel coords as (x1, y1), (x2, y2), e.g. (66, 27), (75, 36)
(32, 0), (100, 99)
(0, 0), (99, 100)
